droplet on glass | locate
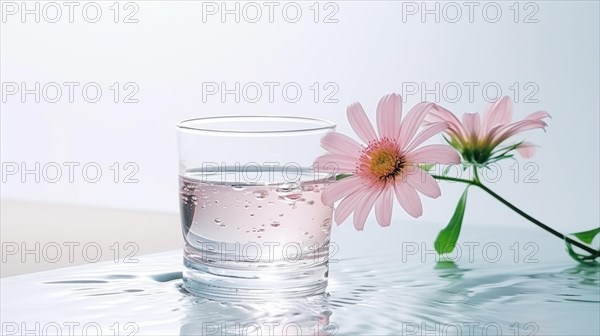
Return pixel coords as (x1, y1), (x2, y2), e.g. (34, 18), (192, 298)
(232, 185), (246, 191)
(270, 221), (281, 228)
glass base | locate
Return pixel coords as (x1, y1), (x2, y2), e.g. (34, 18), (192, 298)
(182, 256), (329, 300)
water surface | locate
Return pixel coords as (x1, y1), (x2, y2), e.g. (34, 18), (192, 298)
(1, 224), (598, 335)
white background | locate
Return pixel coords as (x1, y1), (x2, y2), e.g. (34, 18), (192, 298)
(1, 0), (598, 233)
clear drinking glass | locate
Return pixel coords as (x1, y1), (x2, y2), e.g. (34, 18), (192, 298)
(177, 116), (336, 300)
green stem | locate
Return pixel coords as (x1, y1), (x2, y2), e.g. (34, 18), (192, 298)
(431, 174), (598, 256)
(432, 175), (476, 185)
(472, 166), (481, 184)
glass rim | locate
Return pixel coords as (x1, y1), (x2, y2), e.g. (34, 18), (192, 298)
(177, 116), (336, 135)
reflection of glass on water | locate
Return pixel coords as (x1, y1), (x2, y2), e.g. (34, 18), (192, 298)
(180, 166), (335, 299)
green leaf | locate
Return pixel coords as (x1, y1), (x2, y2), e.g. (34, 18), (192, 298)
(419, 163), (434, 172)
(335, 173), (353, 181)
(565, 227), (600, 265)
(435, 187), (469, 254)
(442, 165), (452, 176)
(565, 241), (599, 265)
(572, 227), (600, 244)
(487, 154), (514, 163)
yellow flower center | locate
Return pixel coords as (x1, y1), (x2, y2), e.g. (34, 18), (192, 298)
(370, 149), (399, 178)
(357, 138), (405, 183)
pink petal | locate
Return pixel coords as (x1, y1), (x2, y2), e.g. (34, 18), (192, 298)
(376, 93), (402, 140)
(393, 181), (423, 218)
(334, 190), (363, 225)
(405, 122), (449, 153)
(462, 113), (481, 138)
(517, 141), (538, 159)
(483, 96), (513, 133)
(425, 104), (466, 140)
(489, 119), (547, 148)
(314, 154), (357, 173)
(353, 187), (382, 231)
(375, 185), (393, 227)
(405, 169), (441, 198)
(525, 110), (551, 122)
(406, 144), (461, 165)
(347, 102), (378, 144)
(321, 176), (363, 205)
(321, 132), (363, 157)
(398, 102), (434, 147)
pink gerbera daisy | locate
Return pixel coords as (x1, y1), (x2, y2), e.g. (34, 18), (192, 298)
(425, 96), (550, 164)
(315, 94), (460, 230)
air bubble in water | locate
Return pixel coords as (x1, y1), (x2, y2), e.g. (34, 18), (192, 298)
(278, 193), (303, 204)
(253, 190), (268, 200)
(232, 185), (246, 191)
(301, 185), (314, 192)
(275, 183), (300, 195)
